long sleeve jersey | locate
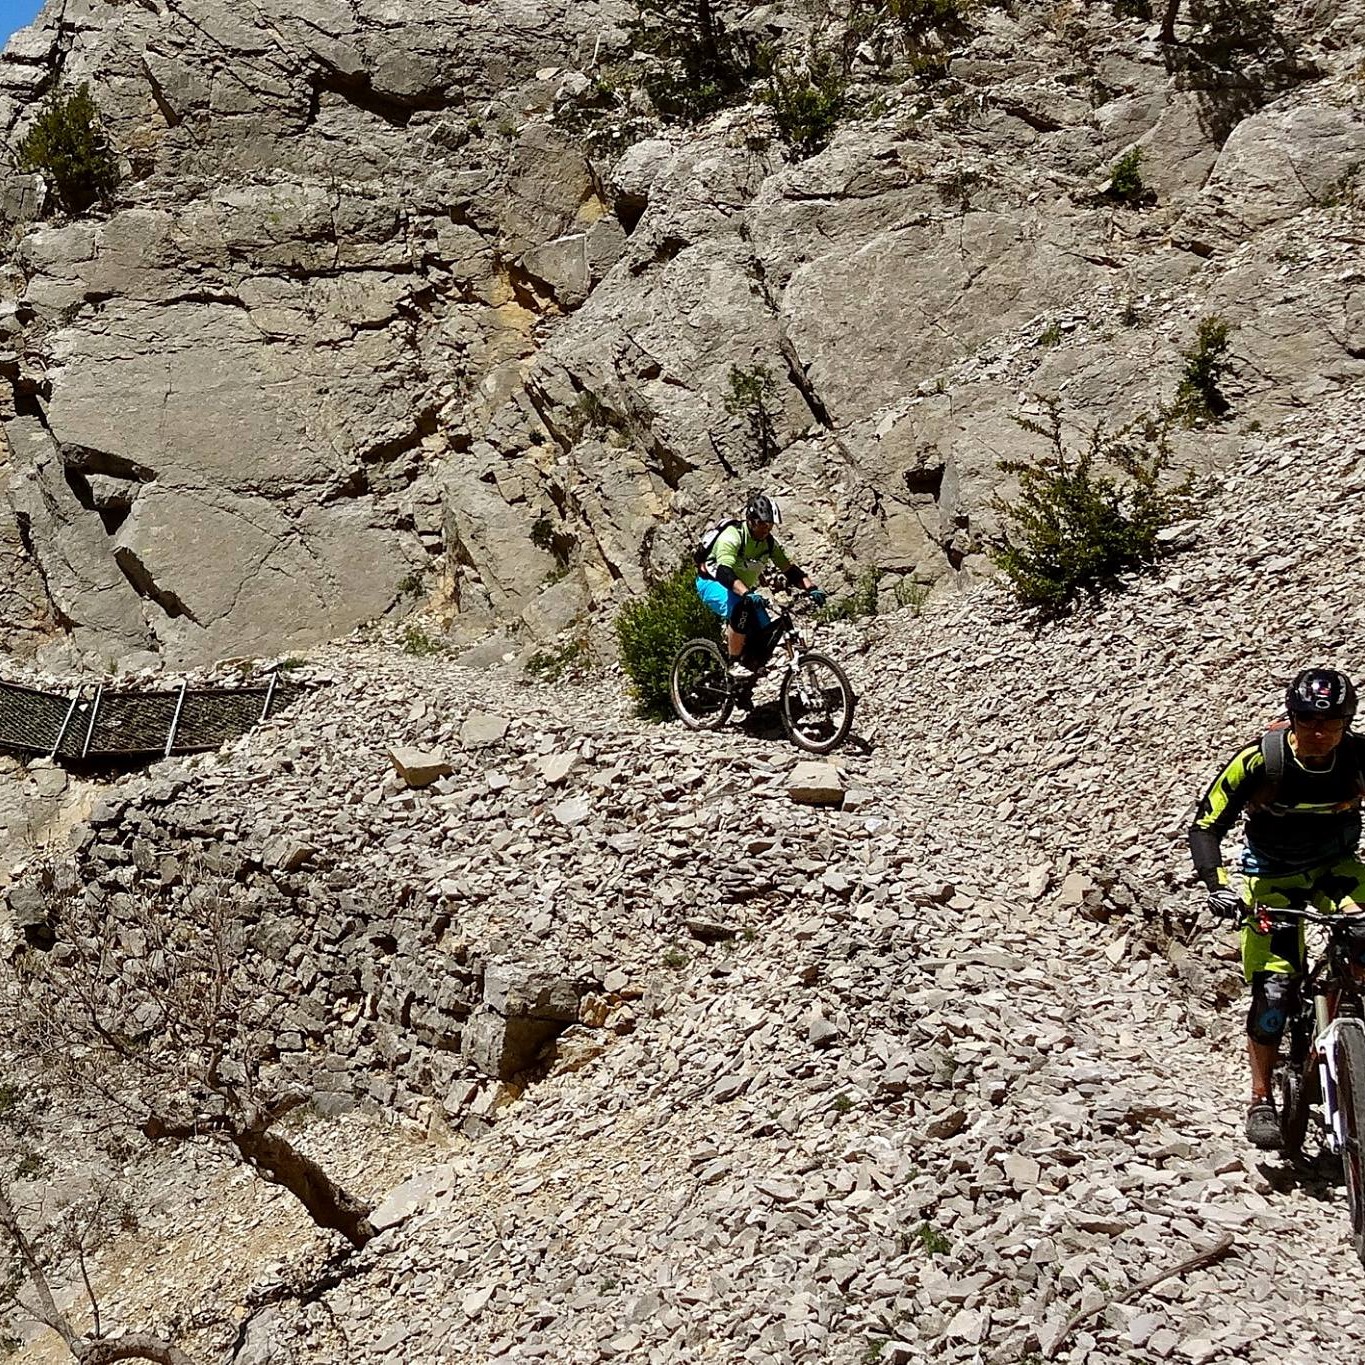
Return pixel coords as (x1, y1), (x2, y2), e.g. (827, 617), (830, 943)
(1188, 730), (1365, 888)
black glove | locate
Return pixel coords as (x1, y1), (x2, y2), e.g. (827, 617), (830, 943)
(1207, 888), (1244, 922)
(807, 587), (828, 607)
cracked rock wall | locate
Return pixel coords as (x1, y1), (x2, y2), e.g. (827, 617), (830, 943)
(0, 0), (628, 667)
(0, 0), (1363, 668)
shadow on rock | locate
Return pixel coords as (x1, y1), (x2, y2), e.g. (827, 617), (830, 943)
(1257, 1149), (1343, 1205)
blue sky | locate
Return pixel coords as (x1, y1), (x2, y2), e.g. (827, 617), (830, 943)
(1, 0), (44, 47)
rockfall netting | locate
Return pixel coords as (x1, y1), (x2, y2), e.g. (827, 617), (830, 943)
(0, 674), (302, 760)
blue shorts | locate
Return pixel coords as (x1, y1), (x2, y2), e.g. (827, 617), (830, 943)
(695, 575), (771, 630)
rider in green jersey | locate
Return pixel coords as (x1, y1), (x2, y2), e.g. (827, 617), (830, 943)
(1189, 668), (1365, 1149)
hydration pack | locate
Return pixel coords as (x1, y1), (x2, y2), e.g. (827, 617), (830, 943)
(693, 517), (741, 573)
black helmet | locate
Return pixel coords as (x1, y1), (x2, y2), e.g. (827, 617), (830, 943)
(1286, 668), (1358, 721)
(745, 492), (781, 526)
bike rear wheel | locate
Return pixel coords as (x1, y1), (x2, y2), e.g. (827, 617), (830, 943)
(1276, 1060), (1311, 1161)
(1334, 1018), (1365, 1267)
(779, 650), (855, 754)
(670, 639), (734, 731)
(1277, 1016), (1314, 1160)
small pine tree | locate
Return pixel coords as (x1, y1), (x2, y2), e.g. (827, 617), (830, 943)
(1174, 316), (1232, 422)
(759, 43), (849, 160)
(723, 363), (780, 463)
(990, 404), (1201, 613)
(17, 83), (119, 215)
(627, 0), (750, 124)
(615, 561), (718, 718)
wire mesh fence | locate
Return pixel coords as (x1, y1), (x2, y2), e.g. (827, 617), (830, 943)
(0, 674), (302, 760)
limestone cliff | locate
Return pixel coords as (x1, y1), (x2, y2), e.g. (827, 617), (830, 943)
(0, 0), (1362, 667)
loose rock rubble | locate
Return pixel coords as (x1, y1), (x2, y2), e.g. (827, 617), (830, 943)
(6, 388), (1365, 1363)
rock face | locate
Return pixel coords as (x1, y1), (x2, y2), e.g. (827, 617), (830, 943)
(0, 0), (630, 666)
(0, 1), (1362, 677)
(7, 384), (1365, 1362)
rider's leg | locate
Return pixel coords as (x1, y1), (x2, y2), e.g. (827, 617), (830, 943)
(1245, 969), (1300, 1148)
(696, 576), (737, 655)
(1248, 1036), (1278, 1100)
(1239, 870), (1309, 1148)
(729, 594), (767, 662)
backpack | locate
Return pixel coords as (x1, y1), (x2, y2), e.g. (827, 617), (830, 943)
(1252, 724), (1365, 810)
(693, 518), (741, 573)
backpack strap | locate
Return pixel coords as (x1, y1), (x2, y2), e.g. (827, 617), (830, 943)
(1253, 728), (1288, 810)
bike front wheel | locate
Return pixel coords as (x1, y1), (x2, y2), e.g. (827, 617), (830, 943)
(1334, 1018), (1365, 1267)
(779, 650), (855, 754)
(670, 639), (734, 731)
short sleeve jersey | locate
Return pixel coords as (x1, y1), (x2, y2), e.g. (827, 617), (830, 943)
(705, 523), (792, 589)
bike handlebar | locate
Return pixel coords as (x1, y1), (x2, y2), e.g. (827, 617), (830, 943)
(1246, 904), (1365, 933)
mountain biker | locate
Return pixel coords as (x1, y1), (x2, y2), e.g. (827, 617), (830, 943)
(1189, 667), (1365, 1150)
(695, 492), (826, 681)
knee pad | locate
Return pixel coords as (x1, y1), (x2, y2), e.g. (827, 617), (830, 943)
(1247, 973), (1299, 1045)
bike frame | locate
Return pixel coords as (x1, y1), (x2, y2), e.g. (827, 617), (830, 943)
(1254, 903), (1365, 1157)
(1321, 1017), (1352, 1156)
(735, 595), (814, 684)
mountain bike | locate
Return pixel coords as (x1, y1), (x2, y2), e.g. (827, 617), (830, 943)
(668, 593), (855, 754)
(1257, 904), (1365, 1266)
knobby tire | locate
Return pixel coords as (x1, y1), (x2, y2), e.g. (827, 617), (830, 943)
(1277, 1061), (1310, 1162)
(1277, 1016), (1313, 1161)
(670, 639), (734, 732)
(1334, 1018), (1365, 1268)
(779, 650), (855, 754)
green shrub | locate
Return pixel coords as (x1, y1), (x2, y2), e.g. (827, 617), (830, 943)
(615, 561), (717, 718)
(912, 1220), (952, 1256)
(990, 404), (1201, 613)
(1037, 320), (1063, 348)
(17, 83), (119, 215)
(886, 0), (976, 35)
(526, 637), (590, 682)
(1105, 146), (1147, 205)
(759, 44), (849, 159)
(894, 578), (932, 614)
(724, 363), (780, 464)
(1174, 315), (1232, 423)
(401, 623), (448, 656)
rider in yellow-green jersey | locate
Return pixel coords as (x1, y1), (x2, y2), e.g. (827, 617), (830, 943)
(1189, 668), (1365, 1149)
(694, 492), (825, 681)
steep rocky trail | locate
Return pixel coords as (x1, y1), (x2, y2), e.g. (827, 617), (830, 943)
(11, 388), (1364, 1362)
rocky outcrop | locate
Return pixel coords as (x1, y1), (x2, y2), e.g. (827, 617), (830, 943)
(0, 0), (630, 666)
(0, 1), (1361, 672)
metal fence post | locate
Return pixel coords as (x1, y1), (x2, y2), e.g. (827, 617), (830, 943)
(50, 690), (81, 759)
(164, 680), (188, 757)
(260, 670), (279, 722)
(80, 685), (103, 760)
